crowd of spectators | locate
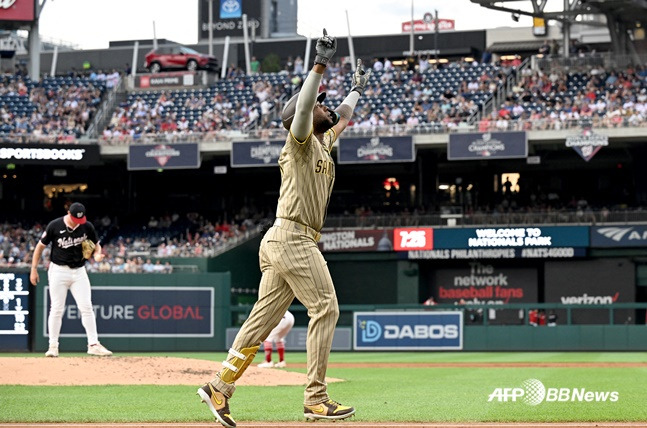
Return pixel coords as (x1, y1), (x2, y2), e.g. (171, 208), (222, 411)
(480, 64), (647, 131)
(0, 71), (109, 141)
(0, 208), (270, 271)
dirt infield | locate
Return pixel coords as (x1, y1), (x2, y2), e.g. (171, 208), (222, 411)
(0, 357), (342, 386)
(2, 423), (647, 427)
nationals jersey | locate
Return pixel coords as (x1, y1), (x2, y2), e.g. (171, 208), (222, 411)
(40, 217), (99, 268)
(275, 129), (336, 232)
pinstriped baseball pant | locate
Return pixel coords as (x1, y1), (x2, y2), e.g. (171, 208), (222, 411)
(212, 224), (339, 405)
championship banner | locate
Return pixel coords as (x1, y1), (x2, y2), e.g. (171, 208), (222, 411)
(128, 143), (200, 170)
(448, 131), (527, 160)
(44, 287), (214, 337)
(565, 128), (608, 162)
(432, 226), (589, 249)
(231, 140), (283, 167)
(337, 136), (415, 164)
(0, 143), (101, 165)
(591, 225), (647, 248)
(0, 272), (29, 351)
(318, 229), (393, 252)
(354, 311), (463, 350)
(137, 72), (196, 89)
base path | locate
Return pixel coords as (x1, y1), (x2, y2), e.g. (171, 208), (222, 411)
(2, 423), (646, 428)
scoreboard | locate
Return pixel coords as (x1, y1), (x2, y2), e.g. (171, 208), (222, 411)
(0, 272), (30, 351)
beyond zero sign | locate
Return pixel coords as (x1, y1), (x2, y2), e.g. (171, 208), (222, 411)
(354, 311), (463, 350)
(44, 286), (214, 338)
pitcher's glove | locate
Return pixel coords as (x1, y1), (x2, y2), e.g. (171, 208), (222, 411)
(81, 239), (96, 259)
(351, 59), (372, 95)
(314, 28), (337, 66)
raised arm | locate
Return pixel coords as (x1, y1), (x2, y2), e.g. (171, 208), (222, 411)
(331, 59), (372, 139)
(290, 29), (337, 141)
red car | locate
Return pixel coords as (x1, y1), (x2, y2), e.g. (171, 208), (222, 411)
(144, 46), (218, 73)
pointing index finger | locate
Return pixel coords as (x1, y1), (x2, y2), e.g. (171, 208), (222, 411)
(323, 28), (328, 37)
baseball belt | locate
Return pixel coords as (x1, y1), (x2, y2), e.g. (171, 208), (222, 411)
(274, 218), (321, 242)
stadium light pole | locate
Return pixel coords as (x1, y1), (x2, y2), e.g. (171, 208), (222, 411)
(346, 10), (356, 71)
(434, 9), (439, 62)
(242, 14), (251, 75)
(208, 0), (214, 56)
(409, 0), (415, 55)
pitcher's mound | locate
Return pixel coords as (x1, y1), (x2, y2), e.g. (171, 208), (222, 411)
(0, 357), (343, 386)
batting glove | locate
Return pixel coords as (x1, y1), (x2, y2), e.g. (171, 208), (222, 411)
(351, 58), (372, 95)
(314, 28), (337, 66)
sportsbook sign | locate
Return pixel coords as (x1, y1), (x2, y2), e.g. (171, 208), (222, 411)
(354, 311), (462, 350)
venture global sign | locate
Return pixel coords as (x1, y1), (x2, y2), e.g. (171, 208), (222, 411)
(44, 287), (214, 337)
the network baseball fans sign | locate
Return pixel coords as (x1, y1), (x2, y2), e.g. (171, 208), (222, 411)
(354, 311), (462, 350)
(44, 286), (213, 337)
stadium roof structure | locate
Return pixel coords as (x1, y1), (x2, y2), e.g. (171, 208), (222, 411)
(471, 0), (647, 57)
(471, 0), (647, 25)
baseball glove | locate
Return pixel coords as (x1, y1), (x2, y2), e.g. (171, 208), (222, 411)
(81, 239), (96, 259)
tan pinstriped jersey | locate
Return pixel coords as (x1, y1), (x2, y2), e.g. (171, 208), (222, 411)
(275, 128), (337, 231)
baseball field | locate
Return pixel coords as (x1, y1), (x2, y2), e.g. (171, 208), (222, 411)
(1, 351), (647, 427)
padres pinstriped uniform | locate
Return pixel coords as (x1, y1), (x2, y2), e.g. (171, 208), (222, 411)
(198, 29), (372, 428)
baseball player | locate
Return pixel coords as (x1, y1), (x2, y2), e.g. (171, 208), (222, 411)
(30, 202), (113, 357)
(197, 29), (371, 428)
(257, 310), (295, 368)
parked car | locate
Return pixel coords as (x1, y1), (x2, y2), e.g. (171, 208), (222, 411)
(144, 46), (218, 73)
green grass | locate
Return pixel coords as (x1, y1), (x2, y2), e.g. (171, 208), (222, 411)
(1, 352), (646, 423)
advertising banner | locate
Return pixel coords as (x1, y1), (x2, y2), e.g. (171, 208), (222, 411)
(318, 229), (393, 252)
(0, 143), (101, 165)
(448, 131), (527, 160)
(433, 226), (589, 249)
(337, 136), (415, 164)
(354, 311), (463, 350)
(199, 0), (261, 39)
(591, 225), (647, 248)
(137, 72), (196, 89)
(0, 0), (35, 22)
(408, 247), (586, 260)
(432, 262), (538, 305)
(231, 140), (283, 167)
(0, 272), (29, 351)
(44, 287), (214, 337)
(401, 19), (455, 32)
(128, 143), (200, 170)
(544, 259), (635, 324)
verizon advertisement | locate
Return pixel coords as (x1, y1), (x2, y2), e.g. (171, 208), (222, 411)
(0, 0), (35, 22)
(545, 259), (635, 324)
(318, 230), (393, 252)
(393, 228), (433, 251)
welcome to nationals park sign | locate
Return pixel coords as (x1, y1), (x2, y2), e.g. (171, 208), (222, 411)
(319, 226), (589, 259)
